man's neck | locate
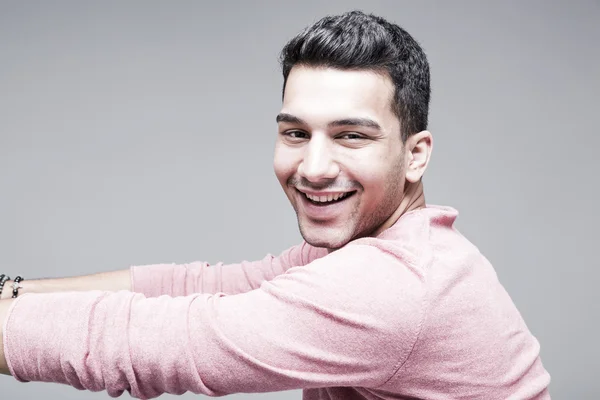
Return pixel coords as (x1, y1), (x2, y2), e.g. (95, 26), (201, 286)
(371, 180), (426, 237)
(326, 181), (426, 254)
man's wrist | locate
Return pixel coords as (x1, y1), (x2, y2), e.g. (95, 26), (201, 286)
(0, 280), (29, 300)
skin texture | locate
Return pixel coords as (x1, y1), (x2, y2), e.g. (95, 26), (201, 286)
(274, 66), (433, 251)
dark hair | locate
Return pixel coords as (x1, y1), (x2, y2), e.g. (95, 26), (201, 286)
(279, 10), (430, 142)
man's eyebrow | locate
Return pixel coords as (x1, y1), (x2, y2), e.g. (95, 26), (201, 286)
(276, 113), (381, 130)
(328, 118), (381, 130)
(276, 113), (306, 125)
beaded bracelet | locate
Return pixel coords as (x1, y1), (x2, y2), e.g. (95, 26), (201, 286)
(11, 276), (24, 298)
(0, 274), (10, 298)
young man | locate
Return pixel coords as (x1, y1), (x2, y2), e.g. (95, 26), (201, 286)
(0, 11), (550, 400)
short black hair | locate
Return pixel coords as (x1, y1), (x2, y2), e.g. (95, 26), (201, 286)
(279, 10), (431, 142)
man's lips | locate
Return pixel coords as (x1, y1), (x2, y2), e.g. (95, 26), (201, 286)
(295, 188), (357, 214)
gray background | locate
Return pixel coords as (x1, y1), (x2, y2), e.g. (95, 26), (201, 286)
(1, 1), (598, 399)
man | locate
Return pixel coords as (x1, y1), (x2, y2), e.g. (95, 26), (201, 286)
(0, 11), (550, 399)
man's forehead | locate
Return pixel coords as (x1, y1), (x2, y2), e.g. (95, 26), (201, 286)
(281, 66), (396, 128)
(284, 66), (393, 97)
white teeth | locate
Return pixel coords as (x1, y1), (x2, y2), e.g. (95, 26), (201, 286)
(305, 192), (350, 203)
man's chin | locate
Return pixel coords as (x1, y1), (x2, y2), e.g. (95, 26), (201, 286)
(298, 224), (351, 250)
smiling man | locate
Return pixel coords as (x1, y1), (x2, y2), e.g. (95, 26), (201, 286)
(0, 11), (550, 400)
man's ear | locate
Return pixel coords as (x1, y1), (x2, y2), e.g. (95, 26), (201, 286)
(405, 130), (433, 183)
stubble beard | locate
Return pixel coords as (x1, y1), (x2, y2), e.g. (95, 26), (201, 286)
(295, 158), (406, 250)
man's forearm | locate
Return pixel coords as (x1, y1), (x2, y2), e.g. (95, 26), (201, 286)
(0, 270), (132, 300)
(0, 268), (131, 376)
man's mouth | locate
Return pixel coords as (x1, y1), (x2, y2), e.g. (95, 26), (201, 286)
(297, 189), (357, 206)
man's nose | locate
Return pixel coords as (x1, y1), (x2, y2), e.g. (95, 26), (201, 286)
(297, 136), (340, 183)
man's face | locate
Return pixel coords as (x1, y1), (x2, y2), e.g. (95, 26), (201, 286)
(274, 66), (407, 250)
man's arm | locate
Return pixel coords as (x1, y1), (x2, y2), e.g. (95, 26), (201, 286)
(131, 242), (327, 298)
(1, 245), (423, 397)
(0, 242), (326, 301)
(0, 271), (131, 374)
(0, 270), (131, 300)
(0, 269), (131, 376)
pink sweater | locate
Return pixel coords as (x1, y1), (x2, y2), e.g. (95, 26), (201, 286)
(3, 205), (551, 399)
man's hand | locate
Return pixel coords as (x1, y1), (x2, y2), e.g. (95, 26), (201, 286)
(0, 298), (15, 375)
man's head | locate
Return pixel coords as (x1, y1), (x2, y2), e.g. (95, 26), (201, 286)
(274, 11), (433, 250)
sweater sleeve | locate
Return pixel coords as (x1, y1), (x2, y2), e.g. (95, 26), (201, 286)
(130, 241), (328, 297)
(3, 245), (425, 399)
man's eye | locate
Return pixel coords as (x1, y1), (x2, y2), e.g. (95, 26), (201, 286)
(286, 131), (308, 139)
(339, 133), (364, 140)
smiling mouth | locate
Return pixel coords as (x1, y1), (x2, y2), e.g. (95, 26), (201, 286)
(297, 189), (357, 206)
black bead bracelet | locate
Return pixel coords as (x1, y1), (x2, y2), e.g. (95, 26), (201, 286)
(0, 274), (10, 298)
(12, 275), (24, 298)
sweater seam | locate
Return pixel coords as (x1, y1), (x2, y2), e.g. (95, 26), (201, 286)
(126, 293), (140, 397)
(129, 266), (136, 293)
(374, 248), (434, 389)
(3, 295), (28, 381)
